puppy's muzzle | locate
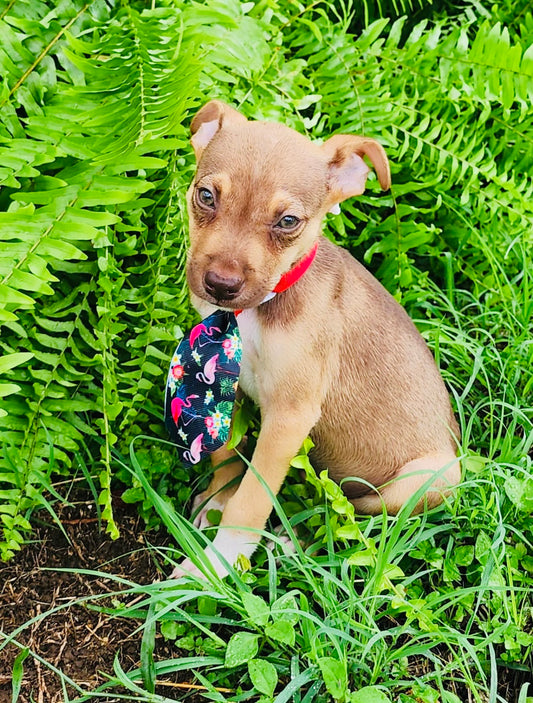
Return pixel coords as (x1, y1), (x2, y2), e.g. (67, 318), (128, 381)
(204, 270), (244, 302)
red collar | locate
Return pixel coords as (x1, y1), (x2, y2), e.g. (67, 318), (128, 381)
(272, 241), (319, 293)
(235, 241), (318, 316)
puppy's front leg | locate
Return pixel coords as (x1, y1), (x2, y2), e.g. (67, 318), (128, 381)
(191, 444), (245, 529)
(175, 404), (320, 579)
(190, 389), (247, 529)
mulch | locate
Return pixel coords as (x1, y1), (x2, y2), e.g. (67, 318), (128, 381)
(0, 492), (203, 703)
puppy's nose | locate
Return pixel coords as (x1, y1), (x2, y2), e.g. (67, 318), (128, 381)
(204, 271), (244, 301)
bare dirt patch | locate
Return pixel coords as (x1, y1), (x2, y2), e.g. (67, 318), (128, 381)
(0, 493), (196, 703)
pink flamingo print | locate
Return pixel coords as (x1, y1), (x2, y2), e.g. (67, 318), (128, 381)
(195, 354), (239, 385)
(171, 394), (199, 423)
(189, 323), (221, 348)
(196, 354), (219, 384)
(183, 433), (204, 465)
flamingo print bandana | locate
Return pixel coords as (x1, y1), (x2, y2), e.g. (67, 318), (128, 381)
(165, 311), (241, 466)
(165, 242), (319, 466)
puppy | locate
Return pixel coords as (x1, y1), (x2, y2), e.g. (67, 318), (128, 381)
(172, 100), (460, 579)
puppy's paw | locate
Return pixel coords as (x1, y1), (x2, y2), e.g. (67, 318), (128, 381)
(170, 548), (228, 580)
(170, 557), (207, 581)
(265, 525), (300, 559)
(191, 493), (224, 529)
(170, 530), (259, 581)
(191, 488), (236, 529)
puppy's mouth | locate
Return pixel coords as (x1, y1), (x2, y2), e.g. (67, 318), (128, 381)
(198, 285), (271, 311)
(194, 276), (273, 311)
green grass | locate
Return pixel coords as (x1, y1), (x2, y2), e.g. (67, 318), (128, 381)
(0, 0), (532, 700)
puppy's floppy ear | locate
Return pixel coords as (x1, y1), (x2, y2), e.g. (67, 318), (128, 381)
(321, 134), (391, 208)
(190, 100), (248, 160)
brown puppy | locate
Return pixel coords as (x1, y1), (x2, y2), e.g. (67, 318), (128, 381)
(172, 100), (460, 579)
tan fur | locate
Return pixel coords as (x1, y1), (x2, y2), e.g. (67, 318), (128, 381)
(172, 100), (460, 580)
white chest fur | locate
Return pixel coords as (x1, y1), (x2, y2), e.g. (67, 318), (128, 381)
(236, 309), (263, 404)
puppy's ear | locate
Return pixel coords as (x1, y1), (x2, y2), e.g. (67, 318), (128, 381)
(190, 100), (247, 159)
(321, 135), (391, 208)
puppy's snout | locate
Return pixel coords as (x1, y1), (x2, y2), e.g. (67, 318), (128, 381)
(204, 270), (244, 301)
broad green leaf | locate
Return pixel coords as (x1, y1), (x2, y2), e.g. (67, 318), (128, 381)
(463, 454), (489, 473)
(62, 208), (121, 226)
(248, 658), (278, 697)
(505, 476), (533, 512)
(76, 190), (144, 207)
(242, 592), (270, 626)
(35, 239), (86, 260)
(121, 487), (144, 504)
(443, 693), (463, 703)
(454, 545), (474, 566)
(205, 509), (221, 526)
(336, 523), (364, 541)
(347, 546), (377, 566)
(198, 597), (217, 616)
(410, 683), (440, 703)
(227, 399), (254, 449)
(351, 687), (392, 703)
(224, 632), (259, 668)
(475, 531), (492, 566)
(318, 657), (346, 700)
(264, 620), (295, 646)
(0, 285), (34, 305)
(8, 270), (54, 295)
(160, 621), (179, 640)
(290, 453), (314, 471)
(270, 592), (299, 624)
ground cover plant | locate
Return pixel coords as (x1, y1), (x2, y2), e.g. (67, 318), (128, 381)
(0, 0), (532, 700)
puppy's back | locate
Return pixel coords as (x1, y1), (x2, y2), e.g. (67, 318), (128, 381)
(305, 239), (459, 487)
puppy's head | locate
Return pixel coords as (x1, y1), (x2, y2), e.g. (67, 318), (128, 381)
(186, 100), (390, 310)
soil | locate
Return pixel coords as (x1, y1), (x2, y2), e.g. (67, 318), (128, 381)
(0, 492), (200, 703)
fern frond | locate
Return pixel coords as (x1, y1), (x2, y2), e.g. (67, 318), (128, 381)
(291, 10), (532, 292)
(58, 5), (200, 162)
(116, 152), (191, 441)
(0, 282), (99, 557)
(0, 0), (283, 550)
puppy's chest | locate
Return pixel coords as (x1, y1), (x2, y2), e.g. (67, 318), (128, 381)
(236, 310), (266, 404)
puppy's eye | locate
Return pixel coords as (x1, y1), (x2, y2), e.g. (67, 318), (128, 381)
(276, 215), (300, 231)
(196, 187), (215, 209)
